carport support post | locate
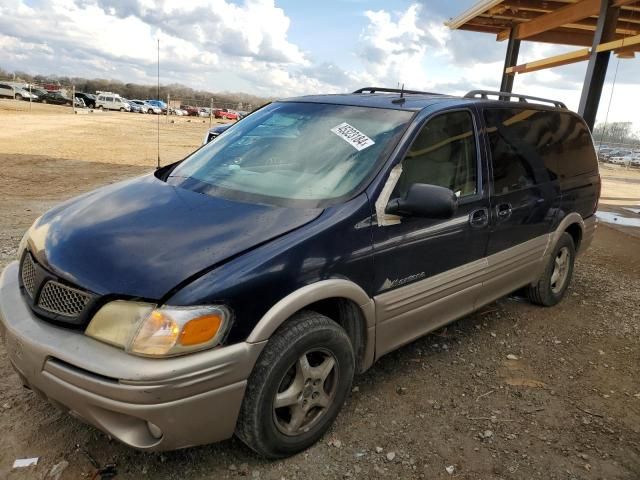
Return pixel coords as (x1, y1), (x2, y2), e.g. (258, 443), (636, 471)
(578, 0), (620, 131)
(499, 28), (520, 98)
(72, 85), (75, 114)
(210, 98), (213, 127)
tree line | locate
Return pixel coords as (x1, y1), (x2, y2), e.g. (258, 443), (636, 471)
(0, 66), (272, 109)
(593, 121), (640, 146)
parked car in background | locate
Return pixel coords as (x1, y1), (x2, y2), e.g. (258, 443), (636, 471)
(610, 155), (634, 165)
(96, 93), (131, 111)
(214, 108), (238, 120)
(74, 92), (97, 108)
(202, 123), (232, 144)
(125, 100), (143, 113)
(131, 100), (161, 114)
(181, 105), (200, 116)
(0, 83), (15, 98)
(40, 91), (74, 105)
(237, 111), (249, 119)
(146, 99), (167, 112)
(29, 87), (48, 101)
(0, 83), (37, 101)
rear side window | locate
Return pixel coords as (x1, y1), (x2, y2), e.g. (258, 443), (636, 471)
(106, 96), (114, 102)
(394, 110), (478, 198)
(484, 108), (597, 195)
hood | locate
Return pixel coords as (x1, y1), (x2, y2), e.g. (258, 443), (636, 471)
(27, 174), (322, 299)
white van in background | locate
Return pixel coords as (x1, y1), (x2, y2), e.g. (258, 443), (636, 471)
(96, 92), (131, 111)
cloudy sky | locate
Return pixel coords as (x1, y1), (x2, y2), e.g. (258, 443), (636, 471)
(0, 0), (638, 127)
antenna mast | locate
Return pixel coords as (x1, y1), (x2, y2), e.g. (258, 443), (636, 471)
(157, 38), (161, 169)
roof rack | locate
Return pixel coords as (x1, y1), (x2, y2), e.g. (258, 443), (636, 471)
(353, 87), (443, 96)
(464, 90), (567, 109)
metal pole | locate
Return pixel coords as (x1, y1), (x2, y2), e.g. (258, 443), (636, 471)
(499, 28), (521, 98)
(210, 98), (213, 127)
(29, 84), (32, 112)
(578, 0), (620, 131)
(157, 38), (160, 169)
(167, 92), (170, 123)
(72, 85), (76, 114)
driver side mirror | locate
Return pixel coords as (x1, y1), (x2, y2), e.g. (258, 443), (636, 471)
(385, 183), (458, 219)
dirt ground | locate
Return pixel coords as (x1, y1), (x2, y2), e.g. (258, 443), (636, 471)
(0, 101), (639, 479)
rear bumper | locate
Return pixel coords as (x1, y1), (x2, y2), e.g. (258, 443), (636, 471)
(0, 261), (265, 451)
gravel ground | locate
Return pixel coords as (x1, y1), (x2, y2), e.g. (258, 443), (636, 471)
(0, 153), (639, 478)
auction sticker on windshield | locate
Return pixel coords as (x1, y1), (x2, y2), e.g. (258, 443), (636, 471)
(331, 123), (375, 151)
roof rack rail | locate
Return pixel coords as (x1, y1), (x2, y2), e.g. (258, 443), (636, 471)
(353, 87), (443, 96)
(464, 90), (567, 109)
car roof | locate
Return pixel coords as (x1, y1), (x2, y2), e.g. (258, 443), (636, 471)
(279, 92), (460, 111)
(279, 90), (570, 114)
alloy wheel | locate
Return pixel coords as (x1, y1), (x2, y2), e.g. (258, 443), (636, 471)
(273, 349), (338, 436)
(550, 246), (570, 294)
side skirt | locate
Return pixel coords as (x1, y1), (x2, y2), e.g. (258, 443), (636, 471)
(373, 234), (550, 358)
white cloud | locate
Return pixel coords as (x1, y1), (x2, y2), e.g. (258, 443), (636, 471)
(0, 0), (323, 94)
(356, 5), (448, 88)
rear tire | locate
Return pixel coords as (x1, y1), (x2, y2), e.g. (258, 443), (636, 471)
(15, 94), (22, 101)
(527, 232), (575, 306)
(120, 107), (125, 112)
(42, 99), (47, 104)
(236, 311), (354, 458)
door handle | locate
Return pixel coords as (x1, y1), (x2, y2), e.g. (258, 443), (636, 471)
(496, 203), (513, 221)
(469, 208), (489, 228)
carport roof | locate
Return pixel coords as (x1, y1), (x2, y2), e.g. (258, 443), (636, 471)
(447, 0), (640, 47)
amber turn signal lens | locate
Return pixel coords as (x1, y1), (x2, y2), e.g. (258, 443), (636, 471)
(179, 314), (223, 346)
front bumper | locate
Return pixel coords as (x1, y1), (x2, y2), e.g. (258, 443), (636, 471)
(0, 261), (265, 451)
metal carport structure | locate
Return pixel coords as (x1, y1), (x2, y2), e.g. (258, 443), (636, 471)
(447, 0), (640, 129)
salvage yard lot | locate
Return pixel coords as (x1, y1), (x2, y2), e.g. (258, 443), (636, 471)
(0, 100), (639, 479)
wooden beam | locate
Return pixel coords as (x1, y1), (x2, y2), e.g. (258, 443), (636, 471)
(511, 0), (602, 40)
(595, 31), (640, 50)
(522, 28), (604, 46)
(458, 23), (503, 34)
(505, 48), (591, 74)
(503, 33), (640, 76)
(498, 0), (640, 41)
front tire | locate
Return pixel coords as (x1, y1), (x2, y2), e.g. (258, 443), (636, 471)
(236, 311), (354, 458)
(527, 232), (575, 306)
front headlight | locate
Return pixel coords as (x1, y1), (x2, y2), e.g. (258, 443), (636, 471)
(85, 300), (231, 357)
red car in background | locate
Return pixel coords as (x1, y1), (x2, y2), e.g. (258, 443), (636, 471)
(214, 108), (239, 120)
(180, 105), (201, 116)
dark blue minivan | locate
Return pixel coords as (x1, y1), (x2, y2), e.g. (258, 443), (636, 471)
(0, 88), (599, 457)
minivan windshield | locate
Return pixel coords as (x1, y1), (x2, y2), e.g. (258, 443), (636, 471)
(167, 102), (413, 206)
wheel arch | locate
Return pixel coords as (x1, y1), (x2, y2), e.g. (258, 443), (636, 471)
(246, 280), (376, 373)
(552, 213), (585, 253)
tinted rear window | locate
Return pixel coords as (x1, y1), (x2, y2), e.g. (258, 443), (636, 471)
(484, 108), (597, 194)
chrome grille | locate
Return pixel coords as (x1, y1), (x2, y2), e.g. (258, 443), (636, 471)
(37, 281), (91, 317)
(21, 254), (37, 297)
